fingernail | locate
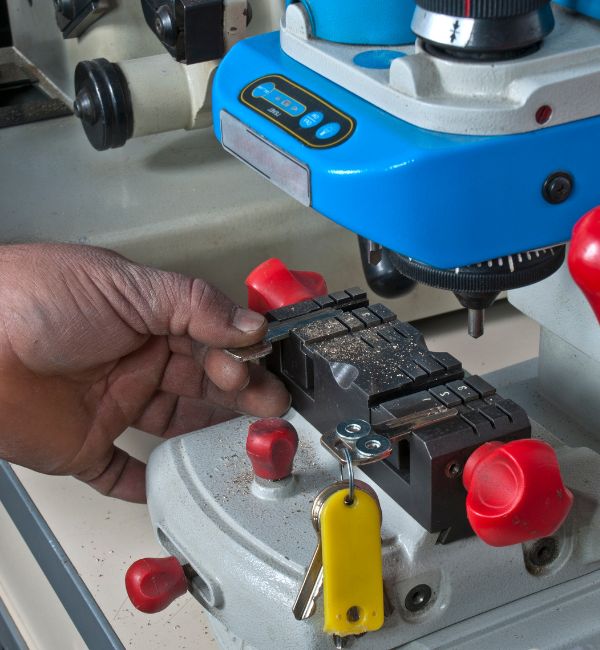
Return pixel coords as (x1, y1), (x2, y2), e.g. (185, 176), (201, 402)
(233, 308), (266, 333)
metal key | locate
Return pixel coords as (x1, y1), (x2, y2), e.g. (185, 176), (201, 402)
(225, 308), (343, 362)
(292, 479), (380, 622)
(292, 482), (337, 620)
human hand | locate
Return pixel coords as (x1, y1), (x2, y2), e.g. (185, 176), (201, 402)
(0, 244), (290, 502)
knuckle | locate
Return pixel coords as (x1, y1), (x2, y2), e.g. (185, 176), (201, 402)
(189, 278), (234, 323)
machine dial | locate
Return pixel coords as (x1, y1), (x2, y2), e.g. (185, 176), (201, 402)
(392, 245), (566, 337)
(412, 0), (555, 59)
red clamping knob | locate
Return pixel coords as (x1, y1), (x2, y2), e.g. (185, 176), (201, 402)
(245, 258), (328, 314)
(568, 206), (600, 322)
(125, 557), (188, 613)
(246, 418), (299, 481)
(463, 439), (573, 547)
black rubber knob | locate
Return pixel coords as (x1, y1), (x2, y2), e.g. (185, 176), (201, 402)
(73, 58), (133, 151)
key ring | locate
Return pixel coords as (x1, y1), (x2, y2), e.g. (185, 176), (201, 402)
(339, 446), (355, 505)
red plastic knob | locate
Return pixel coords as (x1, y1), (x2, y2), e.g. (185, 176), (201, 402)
(246, 418), (299, 481)
(125, 557), (188, 613)
(568, 206), (600, 322)
(463, 439), (573, 547)
(245, 258), (328, 314)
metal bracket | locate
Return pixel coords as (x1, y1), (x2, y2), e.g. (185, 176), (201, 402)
(54, 0), (111, 39)
(321, 406), (457, 466)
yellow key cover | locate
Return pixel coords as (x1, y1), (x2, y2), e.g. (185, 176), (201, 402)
(320, 487), (384, 636)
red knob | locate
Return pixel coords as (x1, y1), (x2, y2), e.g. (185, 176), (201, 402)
(125, 557), (188, 613)
(568, 206), (600, 322)
(245, 258), (328, 314)
(463, 439), (573, 547)
(246, 418), (299, 481)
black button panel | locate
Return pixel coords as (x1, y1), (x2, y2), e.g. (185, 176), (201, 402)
(240, 75), (355, 149)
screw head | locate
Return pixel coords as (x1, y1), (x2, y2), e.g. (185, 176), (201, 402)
(404, 584), (432, 612)
(527, 536), (559, 568)
(543, 172), (574, 205)
(154, 5), (176, 45)
(445, 461), (462, 478)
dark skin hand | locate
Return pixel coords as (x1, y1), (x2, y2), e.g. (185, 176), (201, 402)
(0, 244), (290, 503)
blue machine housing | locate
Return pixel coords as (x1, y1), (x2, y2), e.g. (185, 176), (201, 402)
(212, 32), (600, 269)
(554, 0), (600, 19)
(284, 0), (416, 45)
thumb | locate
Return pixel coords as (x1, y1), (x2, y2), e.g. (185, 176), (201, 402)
(110, 258), (267, 349)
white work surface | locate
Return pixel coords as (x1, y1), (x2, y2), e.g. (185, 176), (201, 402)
(0, 301), (540, 650)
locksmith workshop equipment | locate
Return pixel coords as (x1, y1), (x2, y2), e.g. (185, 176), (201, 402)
(128, 1), (600, 642)
(6, 0), (600, 648)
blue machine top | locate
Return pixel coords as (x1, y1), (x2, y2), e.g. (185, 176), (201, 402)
(213, 32), (598, 269)
(285, 0), (416, 45)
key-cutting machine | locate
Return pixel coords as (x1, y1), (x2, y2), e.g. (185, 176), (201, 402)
(5, 0), (600, 647)
(124, 1), (600, 648)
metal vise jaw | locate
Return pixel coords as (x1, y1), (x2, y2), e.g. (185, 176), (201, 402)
(261, 288), (531, 542)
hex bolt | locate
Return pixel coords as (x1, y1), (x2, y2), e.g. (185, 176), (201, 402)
(404, 584), (432, 612)
(543, 172), (574, 205)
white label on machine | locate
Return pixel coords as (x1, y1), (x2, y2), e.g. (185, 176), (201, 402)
(220, 110), (311, 207)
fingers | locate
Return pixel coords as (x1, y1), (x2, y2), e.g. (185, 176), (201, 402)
(78, 446), (147, 503)
(106, 258), (268, 349)
(161, 347), (251, 396)
(202, 364), (291, 418)
(167, 334), (255, 393)
(200, 347), (250, 392)
(133, 392), (238, 437)
(135, 365), (290, 437)
(161, 354), (289, 416)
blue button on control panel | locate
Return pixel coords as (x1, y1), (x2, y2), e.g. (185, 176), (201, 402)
(299, 111), (324, 129)
(316, 122), (342, 140)
(251, 81), (306, 117)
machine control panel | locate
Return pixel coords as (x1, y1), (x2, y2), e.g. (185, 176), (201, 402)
(240, 75), (355, 148)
